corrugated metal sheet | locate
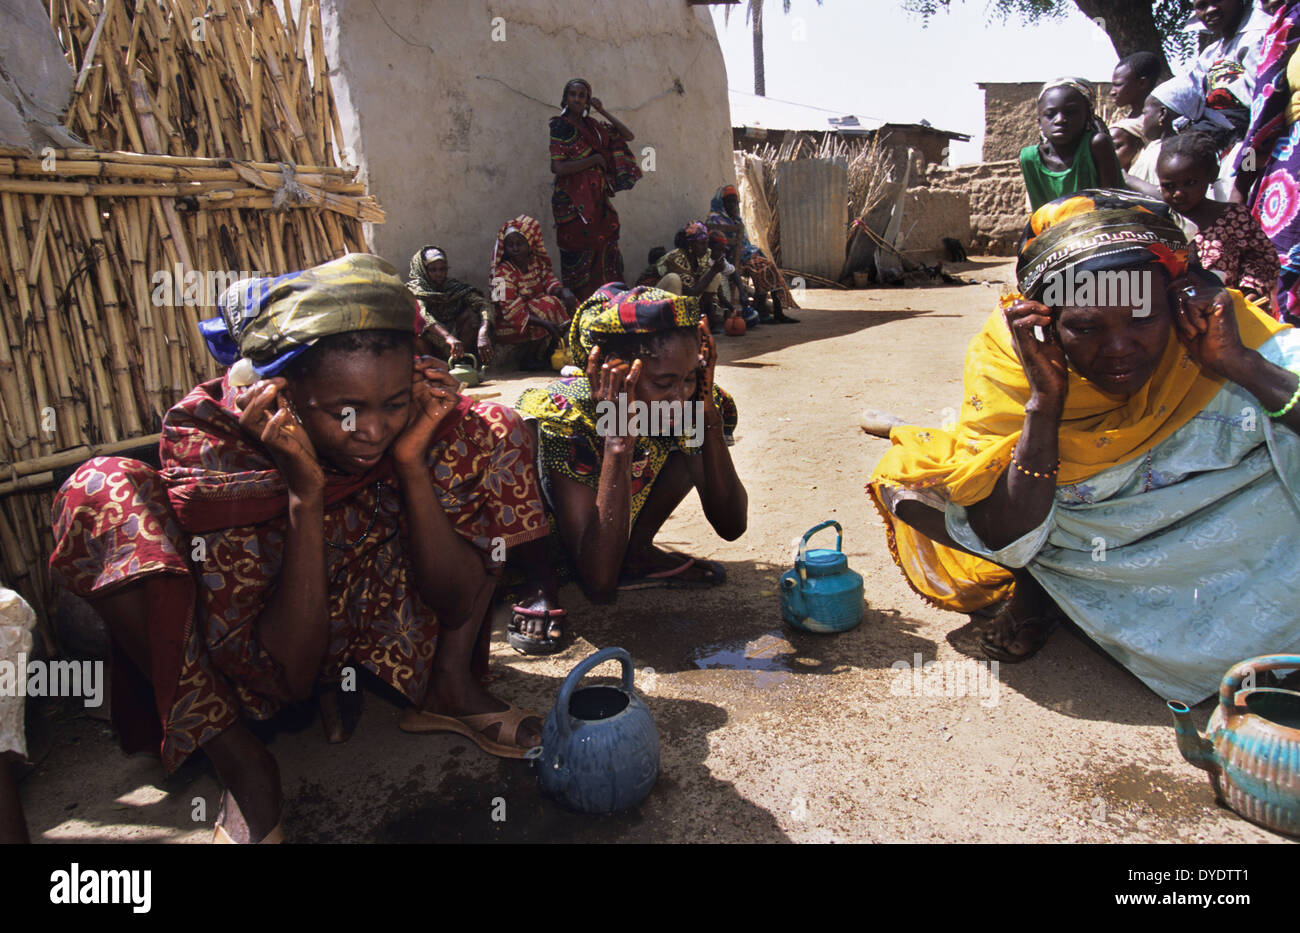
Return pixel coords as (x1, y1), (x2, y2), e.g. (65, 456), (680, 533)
(776, 158), (846, 280)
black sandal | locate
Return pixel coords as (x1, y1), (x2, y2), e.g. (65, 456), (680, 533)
(507, 604), (566, 655)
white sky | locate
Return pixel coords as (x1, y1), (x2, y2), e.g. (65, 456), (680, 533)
(709, 1), (1194, 165)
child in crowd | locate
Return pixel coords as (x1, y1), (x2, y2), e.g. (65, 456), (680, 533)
(1110, 51), (1164, 120)
(1019, 78), (1121, 210)
(1109, 118), (1147, 172)
(1157, 132), (1279, 312)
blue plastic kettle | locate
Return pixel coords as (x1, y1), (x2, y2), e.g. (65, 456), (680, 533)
(780, 520), (865, 634)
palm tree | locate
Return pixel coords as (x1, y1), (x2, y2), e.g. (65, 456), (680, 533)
(726, 0), (823, 97)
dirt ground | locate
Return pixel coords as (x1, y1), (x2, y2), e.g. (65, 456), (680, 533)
(16, 259), (1294, 844)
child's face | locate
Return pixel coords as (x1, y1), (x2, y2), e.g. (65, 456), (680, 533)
(1157, 153), (1212, 214)
(1110, 65), (1150, 112)
(1110, 128), (1142, 170)
(1141, 96), (1168, 140)
(1039, 88), (1089, 149)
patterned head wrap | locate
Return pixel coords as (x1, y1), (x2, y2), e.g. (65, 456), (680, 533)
(1016, 189), (1190, 303)
(569, 283), (699, 368)
(201, 253), (414, 377)
(1038, 77), (1095, 108)
(708, 229), (730, 248)
(407, 245), (448, 299)
(491, 215), (552, 273)
(682, 221), (709, 242)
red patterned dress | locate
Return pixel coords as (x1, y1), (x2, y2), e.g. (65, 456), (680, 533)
(49, 375), (547, 771)
(489, 215), (571, 344)
(1193, 203), (1282, 303)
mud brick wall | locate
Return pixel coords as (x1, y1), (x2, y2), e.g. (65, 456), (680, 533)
(930, 161), (1028, 256)
(898, 187), (971, 259)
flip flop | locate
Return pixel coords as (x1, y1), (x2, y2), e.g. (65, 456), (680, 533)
(507, 604), (567, 655)
(978, 605), (1060, 664)
(618, 554), (727, 591)
(399, 704), (540, 759)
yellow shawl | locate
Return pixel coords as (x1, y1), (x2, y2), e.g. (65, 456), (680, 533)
(868, 291), (1287, 611)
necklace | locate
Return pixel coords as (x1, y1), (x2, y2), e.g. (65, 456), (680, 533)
(327, 482), (383, 550)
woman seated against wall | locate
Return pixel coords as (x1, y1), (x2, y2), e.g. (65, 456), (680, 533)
(651, 222), (730, 333)
(489, 215), (577, 371)
(514, 285), (748, 623)
(407, 245), (496, 367)
(867, 191), (1300, 705)
(49, 255), (555, 844)
(706, 185), (799, 324)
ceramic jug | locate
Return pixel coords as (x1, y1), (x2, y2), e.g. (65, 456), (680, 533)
(448, 353), (481, 387)
(1168, 654), (1300, 837)
(780, 520), (865, 634)
(529, 647), (659, 814)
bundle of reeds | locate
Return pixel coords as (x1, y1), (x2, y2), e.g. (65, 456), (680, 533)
(0, 0), (382, 636)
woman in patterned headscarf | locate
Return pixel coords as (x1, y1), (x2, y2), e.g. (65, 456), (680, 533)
(407, 245), (497, 365)
(550, 78), (642, 301)
(49, 254), (554, 843)
(513, 285), (747, 642)
(490, 215), (576, 370)
(652, 221), (730, 332)
(867, 190), (1300, 704)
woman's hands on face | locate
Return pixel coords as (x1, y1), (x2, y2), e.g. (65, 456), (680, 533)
(392, 356), (461, 468)
(586, 346), (642, 453)
(1174, 284), (1252, 381)
(237, 379), (325, 497)
(1004, 299), (1068, 413)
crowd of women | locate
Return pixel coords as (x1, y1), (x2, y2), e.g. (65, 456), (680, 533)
(21, 11), (1300, 844)
(407, 79), (799, 382)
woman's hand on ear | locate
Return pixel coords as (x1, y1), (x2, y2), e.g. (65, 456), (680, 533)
(236, 379), (324, 497)
(1004, 299), (1068, 414)
(1174, 285), (1251, 380)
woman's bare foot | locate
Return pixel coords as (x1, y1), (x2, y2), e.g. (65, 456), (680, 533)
(978, 577), (1061, 662)
(206, 727), (283, 843)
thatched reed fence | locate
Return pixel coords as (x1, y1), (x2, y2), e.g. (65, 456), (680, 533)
(0, 0), (383, 640)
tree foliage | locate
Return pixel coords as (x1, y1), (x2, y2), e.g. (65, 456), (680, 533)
(902, 0), (1198, 64)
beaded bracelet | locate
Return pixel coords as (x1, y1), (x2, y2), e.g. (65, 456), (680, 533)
(1010, 454), (1059, 480)
(1264, 370), (1300, 419)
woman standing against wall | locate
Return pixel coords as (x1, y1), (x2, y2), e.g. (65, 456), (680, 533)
(549, 78), (642, 302)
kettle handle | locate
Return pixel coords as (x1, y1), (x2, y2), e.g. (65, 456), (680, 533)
(447, 352), (479, 369)
(556, 647), (634, 741)
(795, 520), (843, 582)
(1218, 654), (1300, 714)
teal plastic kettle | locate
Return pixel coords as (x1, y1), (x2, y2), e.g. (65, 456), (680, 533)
(780, 520), (865, 634)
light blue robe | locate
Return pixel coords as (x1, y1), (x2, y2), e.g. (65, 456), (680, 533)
(946, 329), (1300, 704)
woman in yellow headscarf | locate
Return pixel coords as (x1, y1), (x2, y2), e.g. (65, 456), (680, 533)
(868, 189), (1300, 704)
